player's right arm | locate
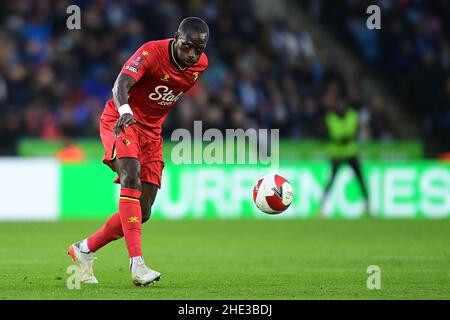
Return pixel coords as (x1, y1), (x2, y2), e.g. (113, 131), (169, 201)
(112, 73), (137, 137)
(112, 43), (155, 137)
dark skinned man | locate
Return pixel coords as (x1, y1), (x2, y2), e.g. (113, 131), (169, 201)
(68, 17), (209, 286)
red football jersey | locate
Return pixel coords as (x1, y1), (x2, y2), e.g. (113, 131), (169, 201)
(102, 38), (208, 137)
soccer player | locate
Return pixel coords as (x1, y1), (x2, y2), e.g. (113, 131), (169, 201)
(68, 17), (209, 286)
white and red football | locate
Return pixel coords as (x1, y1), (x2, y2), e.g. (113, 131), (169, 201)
(253, 174), (294, 214)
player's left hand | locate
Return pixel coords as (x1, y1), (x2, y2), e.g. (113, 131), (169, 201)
(114, 114), (137, 137)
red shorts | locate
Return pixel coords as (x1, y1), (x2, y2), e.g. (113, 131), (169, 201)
(99, 114), (164, 188)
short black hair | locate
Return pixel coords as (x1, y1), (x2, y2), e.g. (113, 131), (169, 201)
(178, 17), (209, 40)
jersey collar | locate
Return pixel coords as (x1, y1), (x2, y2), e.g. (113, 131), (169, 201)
(169, 40), (187, 71)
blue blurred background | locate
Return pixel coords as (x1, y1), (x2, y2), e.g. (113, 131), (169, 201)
(0, 0), (447, 158)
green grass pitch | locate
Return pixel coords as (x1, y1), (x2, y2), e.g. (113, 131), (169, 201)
(0, 219), (449, 299)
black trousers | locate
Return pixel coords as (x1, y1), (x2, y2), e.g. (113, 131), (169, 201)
(322, 156), (369, 202)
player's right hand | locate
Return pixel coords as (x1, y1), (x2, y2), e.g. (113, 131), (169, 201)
(114, 114), (137, 137)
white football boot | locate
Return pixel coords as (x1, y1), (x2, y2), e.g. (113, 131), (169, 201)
(68, 242), (99, 284)
(130, 257), (161, 286)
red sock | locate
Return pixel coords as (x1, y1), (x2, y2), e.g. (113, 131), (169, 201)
(119, 187), (142, 257)
(87, 212), (124, 253)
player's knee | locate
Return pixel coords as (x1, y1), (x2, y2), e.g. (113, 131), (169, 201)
(120, 171), (141, 189)
(141, 205), (151, 223)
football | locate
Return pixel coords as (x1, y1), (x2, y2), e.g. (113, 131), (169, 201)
(253, 174), (294, 214)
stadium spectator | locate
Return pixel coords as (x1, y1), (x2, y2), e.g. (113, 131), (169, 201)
(302, 0), (450, 154)
(56, 138), (86, 163)
(0, 0), (399, 156)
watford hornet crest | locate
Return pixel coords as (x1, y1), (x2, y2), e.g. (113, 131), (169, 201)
(192, 72), (199, 82)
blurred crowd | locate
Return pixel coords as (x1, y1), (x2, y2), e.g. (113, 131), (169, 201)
(302, 0), (450, 151)
(0, 0), (399, 155)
